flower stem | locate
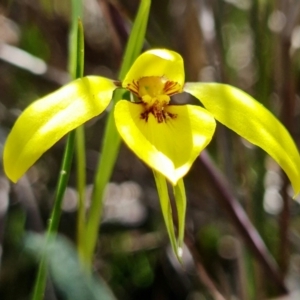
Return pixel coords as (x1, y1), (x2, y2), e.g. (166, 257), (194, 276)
(84, 91), (123, 265)
(83, 0), (151, 266)
(48, 132), (76, 233)
(75, 123), (86, 262)
(32, 2), (83, 298)
(73, 19), (87, 264)
(31, 131), (76, 300)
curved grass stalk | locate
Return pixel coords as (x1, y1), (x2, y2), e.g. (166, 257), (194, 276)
(84, 0), (151, 265)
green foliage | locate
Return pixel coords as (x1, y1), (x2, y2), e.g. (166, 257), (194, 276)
(25, 233), (116, 300)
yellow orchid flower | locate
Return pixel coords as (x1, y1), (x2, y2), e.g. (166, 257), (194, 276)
(115, 49), (216, 186)
(3, 49), (300, 196)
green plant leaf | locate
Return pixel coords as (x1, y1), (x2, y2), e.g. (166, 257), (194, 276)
(73, 18), (87, 263)
(85, 0), (151, 264)
(25, 233), (116, 300)
(68, 0), (83, 78)
(84, 89), (126, 262)
(32, 10), (86, 300)
(4, 76), (116, 182)
(184, 82), (300, 195)
(118, 0), (151, 80)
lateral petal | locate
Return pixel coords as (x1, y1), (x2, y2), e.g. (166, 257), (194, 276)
(4, 76), (116, 182)
(114, 100), (216, 185)
(184, 82), (300, 195)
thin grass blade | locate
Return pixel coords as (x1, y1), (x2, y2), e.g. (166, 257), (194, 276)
(84, 0), (151, 264)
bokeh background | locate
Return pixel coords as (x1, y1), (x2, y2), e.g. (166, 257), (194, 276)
(1, 0), (300, 299)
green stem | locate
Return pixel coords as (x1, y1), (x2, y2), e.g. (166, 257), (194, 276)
(84, 93), (123, 265)
(83, 0), (151, 266)
(32, 2), (84, 298)
(48, 132), (76, 233)
(73, 19), (87, 264)
(75, 124), (86, 262)
(31, 131), (76, 300)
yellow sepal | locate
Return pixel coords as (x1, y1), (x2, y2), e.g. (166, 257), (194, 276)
(4, 76), (116, 182)
(184, 82), (300, 196)
(122, 49), (185, 91)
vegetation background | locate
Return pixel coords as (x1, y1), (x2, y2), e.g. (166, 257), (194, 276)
(1, 0), (300, 299)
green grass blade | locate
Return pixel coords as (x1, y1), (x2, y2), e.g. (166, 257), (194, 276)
(69, 0), (83, 79)
(32, 131), (76, 300)
(32, 2), (83, 299)
(84, 89), (124, 262)
(75, 19), (84, 78)
(84, 0), (151, 265)
(26, 233), (117, 300)
(119, 0), (151, 80)
(74, 19), (87, 263)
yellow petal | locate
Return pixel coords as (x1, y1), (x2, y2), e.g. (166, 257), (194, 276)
(4, 76), (116, 182)
(184, 82), (300, 195)
(114, 101), (216, 185)
(122, 49), (184, 89)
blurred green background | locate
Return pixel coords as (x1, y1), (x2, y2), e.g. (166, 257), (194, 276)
(1, 0), (300, 299)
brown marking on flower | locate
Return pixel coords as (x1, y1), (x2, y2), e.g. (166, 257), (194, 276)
(126, 80), (139, 96)
(140, 103), (177, 123)
(127, 76), (180, 123)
